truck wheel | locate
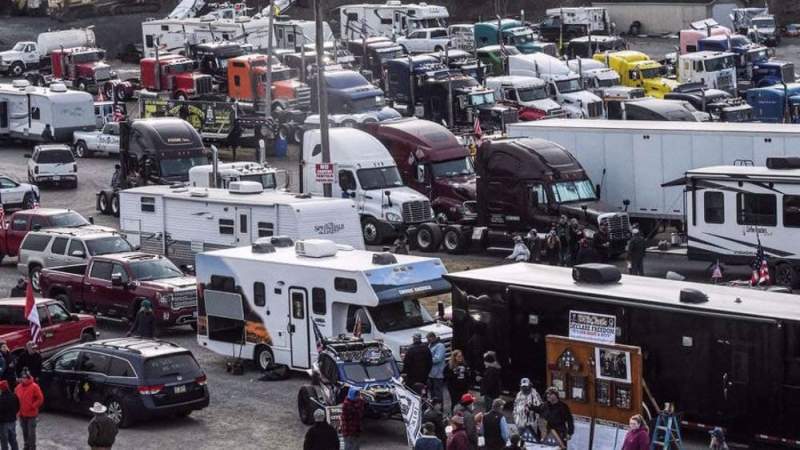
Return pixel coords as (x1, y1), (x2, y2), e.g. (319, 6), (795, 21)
(293, 127), (304, 144)
(98, 192), (111, 215)
(442, 226), (466, 254)
(415, 223), (442, 252)
(341, 119), (357, 128)
(10, 62), (24, 77)
(111, 193), (120, 217)
(77, 79), (88, 92)
(103, 83), (114, 101)
(362, 217), (384, 246)
(115, 85), (128, 102)
(29, 265), (42, 292)
(254, 345), (275, 372)
(75, 141), (91, 158)
(774, 263), (799, 289)
(297, 386), (320, 425)
(55, 293), (75, 312)
(80, 330), (96, 342)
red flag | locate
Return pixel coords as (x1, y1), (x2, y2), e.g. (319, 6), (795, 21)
(759, 260), (770, 285)
(473, 116), (482, 138)
(711, 260), (723, 283)
(24, 280), (41, 343)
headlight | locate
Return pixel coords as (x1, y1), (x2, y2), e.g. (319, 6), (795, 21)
(157, 292), (172, 306)
(386, 212), (402, 223)
(375, 95), (384, 105)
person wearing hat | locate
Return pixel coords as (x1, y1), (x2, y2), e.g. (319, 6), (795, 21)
(534, 387), (574, 445)
(506, 235), (531, 262)
(14, 368), (43, 450)
(87, 402), (118, 450)
(15, 342), (41, 381)
(303, 409), (340, 450)
(709, 427), (729, 450)
(402, 333), (432, 393)
(545, 229), (561, 266)
(127, 300), (155, 339)
(452, 393), (478, 450)
(0, 379), (19, 450)
(513, 378), (542, 442)
(480, 351), (502, 412)
(415, 422), (444, 450)
(341, 386), (365, 450)
(422, 399), (447, 447)
(626, 227), (647, 276)
(446, 415), (470, 450)
(483, 398), (510, 450)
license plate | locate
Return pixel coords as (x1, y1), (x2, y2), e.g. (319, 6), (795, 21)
(52, 176), (60, 181)
(174, 385), (186, 394)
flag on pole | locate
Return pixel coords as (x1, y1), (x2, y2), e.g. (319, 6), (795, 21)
(711, 260), (723, 283)
(751, 239), (770, 286)
(391, 378), (422, 447)
(24, 279), (41, 343)
(353, 312), (363, 338)
(473, 116), (482, 138)
(312, 320), (326, 353)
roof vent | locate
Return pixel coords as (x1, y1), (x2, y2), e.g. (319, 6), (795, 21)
(572, 264), (621, 284)
(252, 238), (276, 254)
(679, 288), (708, 304)
(766, 157), (800, 170)
(189, 188), (209, 197)
(12, 79), (30, 89)
(49, 83), (68, 93)
(372, 252), (397, 265)
(270, 236), (294, 247)
(228, 181), (263, 194)
(295, 239), (338, 258)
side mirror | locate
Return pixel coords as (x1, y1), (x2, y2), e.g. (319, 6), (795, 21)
(32, 224), (41, 231)
(71, 250), (85, 258)
(182, 264), (195, 274)
(111, 273), (123, 287)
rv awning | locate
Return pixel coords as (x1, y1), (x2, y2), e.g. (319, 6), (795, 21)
(661, 176), (687, 187)
(373, 279), (452, 303)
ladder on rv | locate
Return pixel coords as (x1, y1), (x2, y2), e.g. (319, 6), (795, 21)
(650, 408), (683, 450)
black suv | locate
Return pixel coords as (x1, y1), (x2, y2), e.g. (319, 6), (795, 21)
(40, 338), (210, 427)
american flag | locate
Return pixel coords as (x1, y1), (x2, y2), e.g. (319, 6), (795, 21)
(353, 313), (363, 338)
(750, 240), (770, 286)
(312, 320), (326, 353)
(24, 279), (41, 343)
(473, 116), (482, 138)
(711, 260), (723, 283)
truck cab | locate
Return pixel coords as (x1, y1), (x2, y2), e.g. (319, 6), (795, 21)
(677, 51), (737, 94)
(696, 34), (774, 84)
(50, 47), (114, 92)
(486, 75), (566, 120)
(140, 54), (213, 100)
(476, 45), (521, 77)
(746, 83), (800, 123)
(347, 38), (405, 83)
(474, 19), (546, 55)
(665, 84), (753, 122)
(678, 19), (730, 54)
(310, 70), (385, 115)
(191, 41), (247, 90)
(227, 54), (311, 111)
(596, 50), (678, 99)
(189, 162), (278, 190)
(0, 42), (39, 76)
(565, 35), (626, 59)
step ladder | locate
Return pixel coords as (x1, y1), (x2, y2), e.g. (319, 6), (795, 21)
(650, 408), (683, 450)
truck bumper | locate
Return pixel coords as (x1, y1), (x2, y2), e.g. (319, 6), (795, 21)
(34, 174), (77, 184)
(156, 307), (197, 326)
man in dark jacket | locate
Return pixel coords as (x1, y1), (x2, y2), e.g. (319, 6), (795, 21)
(452, 393), (478, 450)
(0, 341), (16, 389)
(480, 351), (502, 412)
(127, 300), (155, 339)
(15, 343), (42, 380)
(9, 279), (26, 298)
(0, 380), (19, 450)
(422, 400), (446, 447)
(303, 409), (339, 450)
(415, 422), (443, 450)
(402, 333), (432, 392)
(87, 402), (118, 450)
(626, 228), (646, 276)
(535, 387), (574, 444)
(483, 398), (510, 450)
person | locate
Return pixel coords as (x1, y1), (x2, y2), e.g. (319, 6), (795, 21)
(545, 229), (561, 266)
(415, 422), (444, 450)
(575, 238), (599, 266)
(446, 415), (471, 450)
(15, 369), (43, 450)
(444, 350), (471, 412)
(452, 393), (478, 450)
(480, 351), (502, 412)
(303, 409), (340, 450)
(0, 380), (19, 450)
(9, 279), (26, 298)
(621, 414), (649, 450)
(87, 402), (118, 450)
(593, 223), (610, 262)
(506, 434), (524, 450)
(512, 378), (542, 442)
(15, 343), (41, 381)
(506, 235), (531, 262)
(567, 219), (582, 266)
(110, 164), (122, 189)
(483, 398), (510, 450)
(626, 228), (646, 276)
(427, 332), (446, 404)
(422, 400), (447, 447)
(341, 387), (365, 450)
(525, 229), (541, 263)
(556, 215), (570, 265)
(709, 427), (729, 450)
(402, 334), (433, 391)
(127, 300), (155, 339)
(0, 342), (15, 389)
(392, 234), (410, 255)
(535, 387), (574, 445)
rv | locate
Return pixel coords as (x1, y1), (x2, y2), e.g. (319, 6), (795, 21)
(118, 183), (364, 267)
(273, 19), (335, 52)
(338, 1), (449, 40)
(195, 238), (453, 371)
(141, 15), (276, 58)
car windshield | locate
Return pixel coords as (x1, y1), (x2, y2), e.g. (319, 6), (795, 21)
(239, 173), (277, 189)
(49, 212), (90, 228)
(356, 167), (403, 190)
(160, 156), (207, 178)
(85, 236), (133, 256)
(640, 67), (663, 79)
(517, 86), (548, 101)
(37, 150), (74, 164)
(340, 361), (398, 383)
(129, 259), (184, 281)
(551, 179), (597, 203)
(730, 36), (750, 47)
(144, 353), (203, 380)
(367, 298), (434, 332)
(431, 157), (474, 178)
(704, 56), (735, 72)
(555, 78), (582, 93)
(597, 78), (617, 87)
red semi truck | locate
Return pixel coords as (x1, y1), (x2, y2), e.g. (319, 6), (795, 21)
(140, 54), (213, 101)
(27, 46), (116, 93)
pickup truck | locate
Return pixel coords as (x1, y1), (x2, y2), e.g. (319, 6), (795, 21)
(0, 297), (97, 357)
(72, 122), (121, 158)
(39, 252), (198, 329)
(0, 208), (111, 264)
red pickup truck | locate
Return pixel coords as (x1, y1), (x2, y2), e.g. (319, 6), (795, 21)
(38, 252), (198, 329)
(0, 297), (97, 357)
(0, 208), (112, 264)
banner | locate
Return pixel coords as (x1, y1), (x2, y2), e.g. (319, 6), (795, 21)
(140, 98), (237, 140)
(568, 310), (617, 344)
(391, 378), (422, 446)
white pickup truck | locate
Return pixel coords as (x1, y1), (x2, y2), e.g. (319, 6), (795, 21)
(72, 122), (120, 158)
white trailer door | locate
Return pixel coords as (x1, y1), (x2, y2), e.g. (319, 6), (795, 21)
(288, 288), (310, 369)
(235, 207), (252, 245)
(662, 133), (692, 218)
(632, 133), (662, 216)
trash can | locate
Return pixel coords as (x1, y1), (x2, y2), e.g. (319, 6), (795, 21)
(274, 136), (288, 158)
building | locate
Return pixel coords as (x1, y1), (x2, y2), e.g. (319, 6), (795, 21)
(592, 0), (743, 34)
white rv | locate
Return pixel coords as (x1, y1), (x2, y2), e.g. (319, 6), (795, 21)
(188, 162), (278, 190)
(118, 182), (364, 267)
(338, 1), (449, 40)
(141, 15), (276, 57)
(273, 19), (335, 52)
(0, 80), (95, 143)
(195, 238), (454, 371)
(543, 7), (609, 33)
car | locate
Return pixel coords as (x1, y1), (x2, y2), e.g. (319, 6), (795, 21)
(784, 24), (800, 38)
(0, 175), (39, 210)
(39, 338), (210, 427)
(397, 28), (451, 54)
(26, 145), (78, 188)
(73, 122), (121, 158)
(297, 337), (400, 425)
(0, 297), (97, 357)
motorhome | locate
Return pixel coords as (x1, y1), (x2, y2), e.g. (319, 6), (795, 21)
(141, 15), (276, 58)
(195, 238), (454, 371)
(118, 183), (364, 267)
(338, 1), (449, 40)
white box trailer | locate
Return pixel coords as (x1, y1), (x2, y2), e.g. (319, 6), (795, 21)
(196, 238), (453, 371)
(507, 119), (800, 232)
(119, 182), (364, 267)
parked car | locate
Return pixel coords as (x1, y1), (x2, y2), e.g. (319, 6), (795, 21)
(0, 297), (97, 357)
(72, 122), (121, 158)
(17, 228), (133, 291)
(26, 145), (78, 188)
(784, 24), (800, 38)
(0, 175), (39, 210)
(396, 28), (451, 54)
(39, 338), (210, 427)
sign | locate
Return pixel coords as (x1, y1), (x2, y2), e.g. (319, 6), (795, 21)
(591, 419), (628, 450)
(140, 98), (237, 139)
(325, 405), (342, 432)
(315, 163), (335, 184)
(391, 379), (422, 446)
(568, 310), (617, 344)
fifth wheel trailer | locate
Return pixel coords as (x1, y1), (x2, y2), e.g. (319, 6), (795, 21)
(507, 119), (800, 233)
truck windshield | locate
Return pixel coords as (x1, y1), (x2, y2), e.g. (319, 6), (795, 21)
(747, 49), (769, 64)
(85, 236), (133, 256)
(596, 77), (617, 87)
(640, 67), (663, 79)
(517, 86), (548, 101)
(507, 31), (534, 45)
(12, 43), (26, 51)
(704, 56), (735, 72)
(752, 18), (775, 28)
(160, 156), (207, 178)
(71, 51), (104, 63)
(37, 150), (74, 164)
(367, 298), (434, 332)
(266, 69), (297, 82)
(240, 173), (277, 189)
(340, 361), (398, 383)
(469, 92), (495, 106)
(326, 72), (370, 89)
(555, 78), (582, 94)
(431, 157), (474, 178)
(129, 258), (184, 281)
(551, 179), (597, 203)
(166, 62), (195, 74)
(50, 212), (90, 228)
(357, 166), (403, 190)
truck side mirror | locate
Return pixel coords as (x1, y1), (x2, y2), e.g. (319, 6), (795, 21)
(416, 164), (426, 183)
(111, 273), (123, 287)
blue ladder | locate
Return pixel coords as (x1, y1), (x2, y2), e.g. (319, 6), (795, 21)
(650, 411), (683, 450)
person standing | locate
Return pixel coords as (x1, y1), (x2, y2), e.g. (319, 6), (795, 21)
(535, 387), (574, 445)
(506, 235), (531, 262)
(444, 350), (471, 412)
(15, 343), (41, 381)
(452, 393), (478, 450)
(127, 300), (155, 339)
(402, 334), (433, 391)
(525, 229), (541, 263)
(15, 369), (43, 450)
(415, 422), (444, 450)
(575, 238), (599, 266)
(709, 427), (729, 450)
(482, 398), (510, 450)
(0, 380), (19, 450)
(621, 414), (649, 450)
(422, 400), (447, 447)
(446, 416), (471, 450)
(512, 378), (542, 441)
(480, 351), (502, 412)
(545, 230), (561, 266)
(593, 223), (611, 262)
(0, 342), (16, 389)
(626, 228), (646, 276)
(9, 279), (26, 298)
(427, 332), (446, 404)
(556, 215), (570, 265)
(567, 219), (582, 266)
(303, 409), (340, 450)
(341, 387), (365, 450)
(87, 402), (118, 450)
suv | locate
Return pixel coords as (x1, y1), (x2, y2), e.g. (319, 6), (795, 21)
(39, 338), (210, 427)
(297, 337), (400, 425)
(26, 145), (78, 188)
(0, 297), (97, 357)
(397, 28), (451, 54)
(0, 175), (39, 210)
(18, 228), (133, 291)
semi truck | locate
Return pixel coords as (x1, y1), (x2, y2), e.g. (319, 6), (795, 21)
(0, 27), (95, 77)
(676, 51), (737, 94)
(473, 19), (550, 55)
(485, 76), (566, 120)
(564, 35), (626, 59)
(227, 54), (311, 112)
(595, 50), (679, 99)
(696, 34), (793, 88)
(746, 83), (800, 123)
(731, 7), (779, 46)
(664, 83), (753, 122)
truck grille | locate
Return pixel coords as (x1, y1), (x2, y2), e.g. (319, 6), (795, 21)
(94, 66), (112, 82)
(195, 76), (213, 96)
(402, 200), (433, 224)
(601, 214), (632, 241)
(171, 289), (197, 310)
(503, 109), (519, 124)
(587, 101), (603, 118)
(718, 73), (734, 91)
(292, 86), (311, 109)
(548, 107), (567, 118)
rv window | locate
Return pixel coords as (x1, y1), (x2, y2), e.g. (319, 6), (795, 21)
(287, 33), (294, 43)
(210, 275), (236, 292)
(346, 12), (358, 21)
(254, 282), (266, 307)
(704, 192), (725, 224)
(140, 197), (156, 213)
(67, 239), (86, 258)
(291, 292), (305, 319)
(50, 237), (68, 255)
(334, 277), (357, 293)
(257, 222), (274, 237)
(736, 193), (776, 226)
(30, 107), (40, 120)
(784, 195), (800, 227)
(381, 18), (392, 25)
(312, 288), (326, 315)
(219, 219), (235, 235)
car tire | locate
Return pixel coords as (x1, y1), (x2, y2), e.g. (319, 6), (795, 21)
(254, 345), (275, 372)
(75, 141), (91, 158)
(434, 45), (443, 52)
(23, 193), (35, 210)
(98, 192), (111, 215)
(174, 410), (192, 418)
(111, 193), (120, 217)
(106, 396), (131, 428)
(29, 265), (42, 292)
(775, 263), (799, 289)
(415, 223), (443, 252)
(55, 293), (75, 312)
(80, 330), (96, 342)
(297, 386), (319, 425)
(362, 217), (384, 246)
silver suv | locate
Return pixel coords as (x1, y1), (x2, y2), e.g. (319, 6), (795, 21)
(18, 228), (134, 291)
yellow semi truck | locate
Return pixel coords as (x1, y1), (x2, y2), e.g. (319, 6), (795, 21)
(594, 50), (679, 99)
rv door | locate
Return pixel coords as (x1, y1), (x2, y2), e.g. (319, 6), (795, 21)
(288, 288), (310, 369)
(236, 208), (252, 245)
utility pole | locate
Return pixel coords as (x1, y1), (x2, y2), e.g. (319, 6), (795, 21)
(265, 0), (275, 123)
(315, 0), (332, 197)
(446, 45), (453, 128)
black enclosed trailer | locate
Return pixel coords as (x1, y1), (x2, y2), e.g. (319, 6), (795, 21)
(446, 263), (800, 446)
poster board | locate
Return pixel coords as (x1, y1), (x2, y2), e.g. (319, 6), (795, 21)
(568, 415), (592, 450)
(592, 419), (628, 450)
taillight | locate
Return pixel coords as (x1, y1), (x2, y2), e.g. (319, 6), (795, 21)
(137, 385), (164, 395)
(195, 374), (207, 386)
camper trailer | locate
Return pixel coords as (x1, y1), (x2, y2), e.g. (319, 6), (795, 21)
(195, 238), (453, 371)
(338, 1), (449, 40)
(118, 183), (364, 267)
(141, 15), (276, 58)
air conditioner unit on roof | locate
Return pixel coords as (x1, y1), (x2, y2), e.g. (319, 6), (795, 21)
(295, 239), (338, 258)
